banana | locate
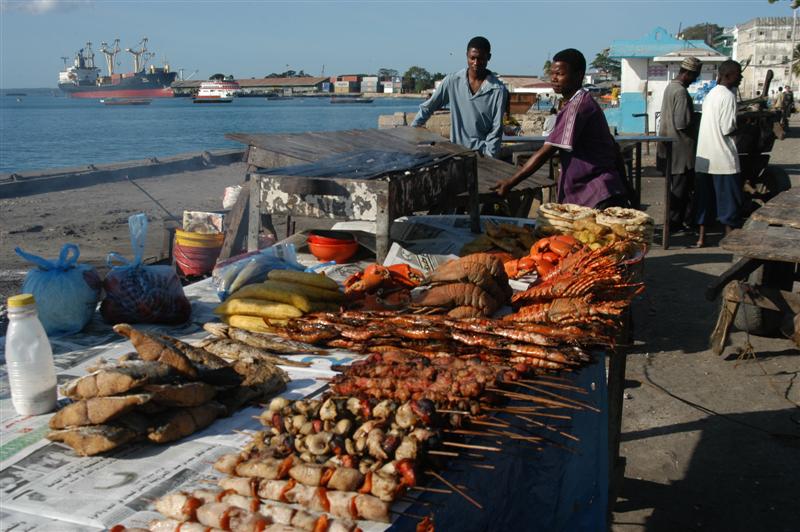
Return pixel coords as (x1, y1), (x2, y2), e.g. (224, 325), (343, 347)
(267, 270), (340, 291)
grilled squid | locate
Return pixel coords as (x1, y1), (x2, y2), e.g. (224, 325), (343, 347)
(306, 431), (333, 455)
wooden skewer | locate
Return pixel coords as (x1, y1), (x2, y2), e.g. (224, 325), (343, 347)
(471, 463), (496, 470)
(485, 429), (544, 444)
(410, 486), (453, 495)
(465, 452), (486, 459)
(443, 441), (501, 452)
(428, 450), (460, 457)
(528, 381), (589, 395)
(526, 374), (574, 384)
(487, 407), (571, 421)
(515, 414), (580, 442)
(488, 387), (580, 410)
(390, 509), (428, 519)
(436, 409), (471, 415)
(513, 382), (600, 412)
(470, 418), (511, 429)
(426, 470), (483, 509)
(399, 496), (443, 508)
(487, 406), (541, 414)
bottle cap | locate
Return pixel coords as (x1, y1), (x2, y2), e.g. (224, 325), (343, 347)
(7, 294), (36, 308)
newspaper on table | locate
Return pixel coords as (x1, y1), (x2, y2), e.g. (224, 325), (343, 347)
(0, 276), (396, 531)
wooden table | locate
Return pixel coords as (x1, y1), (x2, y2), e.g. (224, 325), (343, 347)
(229, 128), (555, 193)
(707, 187), (800, 355)
(246, 150), (479, 262)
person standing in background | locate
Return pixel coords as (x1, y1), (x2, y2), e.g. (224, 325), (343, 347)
(658, 57), (702, 234)
(542, 106), (558, 136)
(781, 87), (793, 130)
(411, 36), (508, 158)
(694, 60), (743, 247)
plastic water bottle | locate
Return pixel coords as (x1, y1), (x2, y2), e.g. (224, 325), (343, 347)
(5, 294), (57, 415)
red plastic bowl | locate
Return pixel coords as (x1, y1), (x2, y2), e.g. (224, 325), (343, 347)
(308, 240), (360, 263)
(307, 230), (356, 245)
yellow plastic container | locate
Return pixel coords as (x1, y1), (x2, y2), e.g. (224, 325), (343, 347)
(174, 229), (224, 248)
(174, 230), (225, 276)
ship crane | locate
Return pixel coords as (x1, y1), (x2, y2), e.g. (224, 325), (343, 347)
(84, 42), (96, 69)
(125, 37), (150, 73)
(100, 39), (121, 76)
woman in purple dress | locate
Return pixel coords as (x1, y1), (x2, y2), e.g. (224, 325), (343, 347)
(492, 48), (629, 209)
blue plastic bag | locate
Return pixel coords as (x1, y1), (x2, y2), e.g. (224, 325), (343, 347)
(101, 213), (191, 324)
(14, 244), (102, 336)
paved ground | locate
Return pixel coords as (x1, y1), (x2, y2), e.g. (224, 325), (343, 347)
(612, 119), (800, 532)
(1, 122), (798, 531)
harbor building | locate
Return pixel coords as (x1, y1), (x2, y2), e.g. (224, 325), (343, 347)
(610, 27), (727, 133)
(731, 16), (797, 97)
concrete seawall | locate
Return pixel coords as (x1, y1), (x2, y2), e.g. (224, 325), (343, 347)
(0, 149), (245, 199)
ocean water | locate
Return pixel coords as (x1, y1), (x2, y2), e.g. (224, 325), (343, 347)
(0, 94), (423, 174)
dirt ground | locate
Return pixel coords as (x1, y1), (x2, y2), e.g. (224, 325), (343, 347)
(1, 123), (799, 531)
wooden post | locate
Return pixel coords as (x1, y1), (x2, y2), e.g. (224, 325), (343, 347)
(466, 154), (480, 233)
(219, 185), (251, 260)
(247, 178), (261, 252)
(710, 296), (740, 356)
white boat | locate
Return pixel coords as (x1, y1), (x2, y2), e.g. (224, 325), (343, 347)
(193, 80), (239, 103)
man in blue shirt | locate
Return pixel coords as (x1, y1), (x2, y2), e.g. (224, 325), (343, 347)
(411, 36), (508, 158)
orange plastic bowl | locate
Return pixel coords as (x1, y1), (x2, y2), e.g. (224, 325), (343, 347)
(307, 230), (356, 245)
(307, 239), (360, 263)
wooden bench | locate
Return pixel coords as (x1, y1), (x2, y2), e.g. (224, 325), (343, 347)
(706, 187), (800, 355)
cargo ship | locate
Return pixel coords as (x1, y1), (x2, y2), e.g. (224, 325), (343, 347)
(58, 38), (177, 99)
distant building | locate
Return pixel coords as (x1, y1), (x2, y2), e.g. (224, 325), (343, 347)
(497, 75), (542, 92)
(732, 17), (797, 97)
(610, 27), (727, 133)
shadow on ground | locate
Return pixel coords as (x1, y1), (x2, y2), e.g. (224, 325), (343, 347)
(631, 252), (734, 355)
(614, 407), (800, 531)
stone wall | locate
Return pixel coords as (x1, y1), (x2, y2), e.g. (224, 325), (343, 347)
(378, 109), (552, 137)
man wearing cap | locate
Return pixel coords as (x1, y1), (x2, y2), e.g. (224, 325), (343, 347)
(658, 56), (702, 234)
(411, 36), (508, 158)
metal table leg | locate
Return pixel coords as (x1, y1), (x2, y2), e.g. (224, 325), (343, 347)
(634, 142), (642, 209)
(662, 142), (673, 250)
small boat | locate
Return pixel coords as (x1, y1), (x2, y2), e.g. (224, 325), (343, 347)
(330, 96), (374, 104)
(101, 98), (152, 105)
(194, 80), (239, 103)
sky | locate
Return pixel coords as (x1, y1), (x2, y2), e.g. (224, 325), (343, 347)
(0, 0), (795, 88)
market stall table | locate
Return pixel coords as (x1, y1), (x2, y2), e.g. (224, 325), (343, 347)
(0, 277), (608, 531)
(246, 149), (479, 262)
(706, 187), (800, 355)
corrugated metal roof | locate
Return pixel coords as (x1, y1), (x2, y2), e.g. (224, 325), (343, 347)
(610, 27), (716, 58)
(498, 75), (543, 87)
(521, 81), (554, 89)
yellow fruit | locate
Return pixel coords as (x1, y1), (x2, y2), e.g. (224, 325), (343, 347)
(268, 270), (339, 291)
(229, 283), (313, 312)
(214, 298), (303, 319)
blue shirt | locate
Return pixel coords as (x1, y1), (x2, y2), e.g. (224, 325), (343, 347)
(411, 68), (508, 158)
